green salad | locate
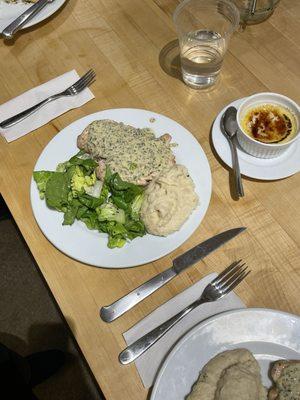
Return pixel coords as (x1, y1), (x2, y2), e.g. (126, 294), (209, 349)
(33, 151), (146, 248)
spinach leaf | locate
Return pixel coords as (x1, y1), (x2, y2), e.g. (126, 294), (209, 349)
(79, 209), (98, 230)
(99, 183), (109, 204)
(45, 172), (69, 211)
(63, 199), (81, 225)
(68, 155), (98, 173)
(125, 220), (146, 235)
(108, 172), (144, 215)
(107, 222), (128, 238)
(76, 205), (89, 219)
(78, 194), (104, 209)
(109, 173), (144, 195)
(110, 196), (130, 213)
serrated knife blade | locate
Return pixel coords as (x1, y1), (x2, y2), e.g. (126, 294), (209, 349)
(173, 227), (246, 273)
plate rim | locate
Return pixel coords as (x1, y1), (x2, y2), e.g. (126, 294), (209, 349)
(211, 98), (300, 180)
(0, 0), (66, 31)
(30, 107), (212, 268)
(151, 307), (300, 399)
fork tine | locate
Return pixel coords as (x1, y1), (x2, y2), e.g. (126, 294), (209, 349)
(73, 76), (96, 92)
(73, 69), (94, 85)
(70, 70), (95, 92)
(73, 70), (96, 90)
(218, 264), (247, 290)
(71, 70), (92, 87)
(73, 75), (96, 92)
(222, 269), (251, 295)
(211, 260), (242, 286)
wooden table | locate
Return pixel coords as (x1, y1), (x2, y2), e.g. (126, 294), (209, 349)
(0, 1), (299, 398)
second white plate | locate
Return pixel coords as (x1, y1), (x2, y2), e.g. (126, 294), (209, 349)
(30, 108), (212, 268)
(151, 308), (300, 400)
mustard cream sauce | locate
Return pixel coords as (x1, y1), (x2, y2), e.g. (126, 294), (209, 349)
(85, 120), (175, 184)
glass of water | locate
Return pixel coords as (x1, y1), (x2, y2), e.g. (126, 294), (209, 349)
(173, 0), (240, 89)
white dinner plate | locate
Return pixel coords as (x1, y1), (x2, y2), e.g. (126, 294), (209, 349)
(151, 308), (300, 400)
(30, 108), (212, 268)
(0, 0), (66, 32)
(212, 98), (300, 180)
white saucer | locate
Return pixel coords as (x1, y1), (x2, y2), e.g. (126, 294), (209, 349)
(211, 98), (300, 180)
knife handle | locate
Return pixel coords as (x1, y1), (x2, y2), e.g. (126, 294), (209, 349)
(100, 268), (176, 323)
(2, 0), (50, 40)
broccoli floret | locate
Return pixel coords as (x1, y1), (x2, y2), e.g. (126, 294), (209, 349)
(70, 166), (97, 197)
(96, 202), (126, 224)
(131, 193), (145, 220)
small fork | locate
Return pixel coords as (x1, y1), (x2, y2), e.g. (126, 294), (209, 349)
(0, 69), (96, 129)
(119, 260), (250, 365)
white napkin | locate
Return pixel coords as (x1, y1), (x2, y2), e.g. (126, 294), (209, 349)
(123, 273), (246, 388)
(0, 70), (95, 142)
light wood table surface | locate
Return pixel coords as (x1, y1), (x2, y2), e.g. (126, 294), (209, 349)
(0, 1), (299, 399)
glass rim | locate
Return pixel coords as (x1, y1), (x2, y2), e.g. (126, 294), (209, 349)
(173, 0), (240, 36)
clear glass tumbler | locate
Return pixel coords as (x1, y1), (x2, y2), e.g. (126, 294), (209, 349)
(173, 0), (240, 89)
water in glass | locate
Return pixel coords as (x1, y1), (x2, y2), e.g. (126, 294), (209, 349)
(180, 30), (225, 89)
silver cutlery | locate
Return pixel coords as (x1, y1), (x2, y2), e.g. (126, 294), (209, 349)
(0, 69), (96, 129)
(2, 0), (54, 40)
(119, 260), (250, 364)
(250, 0), (258, 15)
(221, 106), (244, 198)
(100, 227), (246, 323)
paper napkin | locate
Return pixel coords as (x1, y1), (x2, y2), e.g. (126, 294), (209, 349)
(123, 273), (246, 388)
(0, 70), (94, 142)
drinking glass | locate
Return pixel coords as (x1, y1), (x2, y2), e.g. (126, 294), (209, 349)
(233, 0), (280, 27)
(173, 0), (240, 89)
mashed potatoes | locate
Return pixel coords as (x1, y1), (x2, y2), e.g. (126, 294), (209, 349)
(187, 349), (267, 400)
(140, 164), (198, 236)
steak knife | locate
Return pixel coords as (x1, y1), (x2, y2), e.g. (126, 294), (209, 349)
(100, 227), (246, 322)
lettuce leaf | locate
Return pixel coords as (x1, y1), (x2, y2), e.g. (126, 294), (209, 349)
(44, 172), (69, 211)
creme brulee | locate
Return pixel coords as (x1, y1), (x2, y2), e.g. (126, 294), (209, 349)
(241, 104), (297, 144)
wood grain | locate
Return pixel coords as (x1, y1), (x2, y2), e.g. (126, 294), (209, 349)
(0, 1), (299, 399)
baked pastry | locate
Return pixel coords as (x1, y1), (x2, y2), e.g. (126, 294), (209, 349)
(268, 360), (300, 399)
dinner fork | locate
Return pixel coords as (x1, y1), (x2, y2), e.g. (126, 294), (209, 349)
(0, 69), (96, 129)
(119, 260), (250, 365)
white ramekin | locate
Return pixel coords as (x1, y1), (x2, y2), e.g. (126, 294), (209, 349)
(236, 92), (300, 159)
